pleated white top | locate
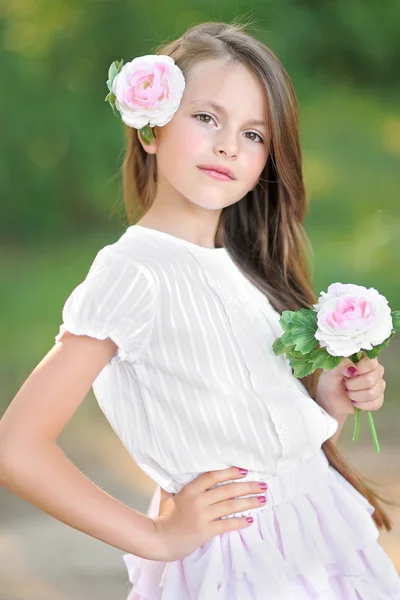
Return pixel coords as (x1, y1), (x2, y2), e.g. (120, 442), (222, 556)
(55, 225), (338, 493)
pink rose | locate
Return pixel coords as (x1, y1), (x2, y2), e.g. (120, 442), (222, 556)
(313, 283), (393, 356)
(112, 55), (185, 129)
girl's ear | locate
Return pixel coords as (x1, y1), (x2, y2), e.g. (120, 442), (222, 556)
(137, 127), (158, 155)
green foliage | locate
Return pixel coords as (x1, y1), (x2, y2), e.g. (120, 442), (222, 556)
(392, 311), (400, 332)
(105, 92), (118, 117)
(105, 60), (124, 116)
(279, 309), (318, 353)
(106, 60), (124, 94)
(274, 307), (339, 376)
(139, 125), (155, 144)
(286, 346), (342, 378)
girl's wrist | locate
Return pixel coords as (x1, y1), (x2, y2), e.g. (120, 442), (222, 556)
(314, 383), (330, 411)
(315, 386), (339, 417)
(315, 386), (349, 419)
(149, 517), (173, 561)
(124, 513), (167, 560)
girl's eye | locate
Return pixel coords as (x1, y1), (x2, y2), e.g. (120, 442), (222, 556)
(194, 113), (215, 125)
(194, 114), (263, 143)
(244, 131), (263, 143)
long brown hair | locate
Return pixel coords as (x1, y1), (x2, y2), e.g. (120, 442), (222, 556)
(121, 20), (395, 531)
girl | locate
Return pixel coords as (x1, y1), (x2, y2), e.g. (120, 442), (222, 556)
(1, 20), (399, 600)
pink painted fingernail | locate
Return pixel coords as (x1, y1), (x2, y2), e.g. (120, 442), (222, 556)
(246, 516), (254, 524)
(258, 496), (266, 503)
(259, 482), (268, 490)
(347, 367), (358, 377)
(239, 468), (248, 475)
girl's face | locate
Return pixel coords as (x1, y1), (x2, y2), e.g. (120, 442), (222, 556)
(143, 58), (269, 211)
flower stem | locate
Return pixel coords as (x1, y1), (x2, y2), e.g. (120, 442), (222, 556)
(367, 410), (380, 453)
(352, 407), (361, 441)
(351, 351), (380, 452)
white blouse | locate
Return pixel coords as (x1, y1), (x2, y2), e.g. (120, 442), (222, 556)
(55, 225), (338, 493)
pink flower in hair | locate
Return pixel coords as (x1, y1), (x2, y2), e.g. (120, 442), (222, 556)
(105, 55), (185, 138)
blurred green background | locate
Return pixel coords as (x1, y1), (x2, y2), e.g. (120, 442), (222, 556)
(1, 1), (399, 597)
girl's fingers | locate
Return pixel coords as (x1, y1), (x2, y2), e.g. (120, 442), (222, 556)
(351, 391), (385, 411)
(345, 367), (383, 391)
(358, 356), (379, 370)
(211, 515), (254, 536)
(206, 481), (267, 505)
(208, 495), (265, 521)
(186, 466), (247, 494)
(347, 379), (386, 402)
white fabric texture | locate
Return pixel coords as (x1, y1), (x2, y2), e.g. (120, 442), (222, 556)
(55, 225), (339, 495)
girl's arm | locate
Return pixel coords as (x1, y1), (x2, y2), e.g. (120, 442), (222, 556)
(327, 413), (347, 446)
(300, 369), (348, 446)
(0, 332), (263, 561)
(0, 333), (160, 559)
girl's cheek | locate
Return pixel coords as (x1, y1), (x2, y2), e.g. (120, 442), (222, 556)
(165, 120), (205, 155)
(245, 151), (267, 183)
(177, 126), (209, 158)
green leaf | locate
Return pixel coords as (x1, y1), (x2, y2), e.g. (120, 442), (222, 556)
(307, 346), (342, 371)
(279, 310), (298, 331)
(278, 330), (297, 347)
(290, 356), (316, 378)
(104, 92), (119, 117)
(292, 331), (319, 354)
(291, 307), (317, 329)
(277, 308), (318, 354)
(391, 310), (400, 332)
(106, 59), (124, 93)
(280, 343), (342, 378)
(272, 336), (293, 356)
(364, 331), (396, 358)
(285, 348), (316, 377)
(286, 348), (306, 360)
(280, 308), (317, 332)
(139, 125), (155, 144)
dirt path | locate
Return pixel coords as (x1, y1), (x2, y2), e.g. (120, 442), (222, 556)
(1, 413), (399, 600)
(339, 443), (400, 571)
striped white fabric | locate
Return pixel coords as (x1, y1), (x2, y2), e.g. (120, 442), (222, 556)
(55, 225), (338, 493)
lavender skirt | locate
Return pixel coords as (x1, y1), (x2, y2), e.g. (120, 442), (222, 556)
(123, 448), (400, 599)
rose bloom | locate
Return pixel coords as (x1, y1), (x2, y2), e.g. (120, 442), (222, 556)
(313, 283), (393, 357)
(112, 55), (186, 128)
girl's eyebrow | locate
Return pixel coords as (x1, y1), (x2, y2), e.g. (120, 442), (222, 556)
(189, 99), (267, 129)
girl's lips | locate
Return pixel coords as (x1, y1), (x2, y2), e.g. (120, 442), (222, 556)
(198, 167), (235, 181)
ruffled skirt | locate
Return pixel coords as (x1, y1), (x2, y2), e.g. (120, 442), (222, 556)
(123, 448), (400, 599)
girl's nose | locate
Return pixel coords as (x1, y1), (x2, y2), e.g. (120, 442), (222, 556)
(214, 132), (238, 159)
(216, 147), (237, 159)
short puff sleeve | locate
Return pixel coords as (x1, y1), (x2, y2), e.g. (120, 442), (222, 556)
(55, 247), (158, 365)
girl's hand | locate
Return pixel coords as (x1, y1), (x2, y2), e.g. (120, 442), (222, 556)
(151, 467), (267, 561)
(315, 355), (386, 417)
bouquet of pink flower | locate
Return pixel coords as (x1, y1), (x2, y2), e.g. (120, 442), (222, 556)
(273, 283), (400, 452)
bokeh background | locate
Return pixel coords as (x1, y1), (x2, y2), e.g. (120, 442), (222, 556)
(1, 1), (399, 598)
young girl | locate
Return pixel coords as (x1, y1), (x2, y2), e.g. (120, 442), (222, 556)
(1, 20), (399, 600)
